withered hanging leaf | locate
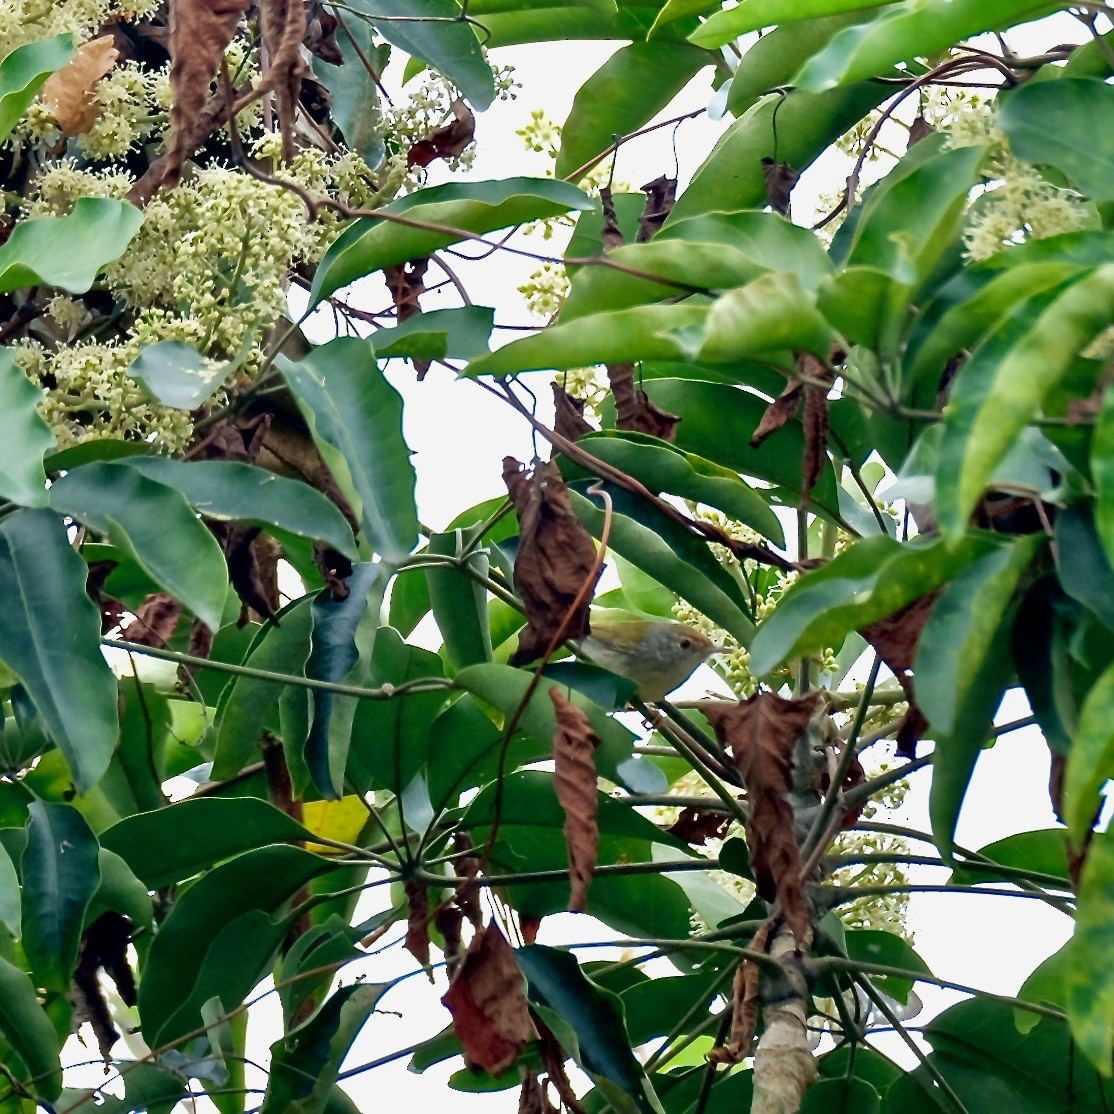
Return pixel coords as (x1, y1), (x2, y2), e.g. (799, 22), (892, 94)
(907, 114), (934, 148)
(436, 905), (465, 979)
(41, 35), (119, 135)
(212, 523), (279, 624)
(442, 921), (537, 1077)
(552, 384), (594, 443)
(520, 915), (543, 945)
(550, 687), (602, 913)
(761, 158), (799, 216)
(636, 175), (676, 243)
(121, 593), (183, 648)
(304, 3), (342, 63)
(87, 560), (126, 633)
(165, 0), (251, 190)
(260, 0), (307, 160)
(408, 99), (476, 168)
(535, 1017), (586, 1114)
(519, 1071), (561, 1114)
(708, 923), (770, 1065)
(404, 880), (431, 968)
(503, 458), (600, 666)
(668, 806), (730, 847)
(607, 363), (681, 442)
(314, 542), (354, 601)
(800, 381), (829, 506)
(700, 692), (820, 943)
(750, 381), (802, 449)
(71, 912), (137, 1061)
(599, 186), (625, 252)
(454, 834), (484, 927)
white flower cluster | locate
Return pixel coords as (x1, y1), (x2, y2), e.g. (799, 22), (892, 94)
(555, 367), (608, 416)
(0, 0), (159, 59)
(518, 261), (569, 320)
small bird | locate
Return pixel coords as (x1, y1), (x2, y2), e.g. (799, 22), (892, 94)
(579, 619), (719, 702)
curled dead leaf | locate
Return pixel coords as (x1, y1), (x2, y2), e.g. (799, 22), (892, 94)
(550, 687), (602, 912)
(441, 921), (537, 1077)
(260, 0), (307, 160)
(404, 880), (431, 968)
(121, 593), (183, 648)
(599, 186), (625, 252)
(606, 363), (680, 442)
(761, 158), (799, 216)
(637, 175), (676, 243)
(503, 458), (600, 667)
(408, 99), (476, 168)
(708, 923), (770, 1065)
(41, 35), (119, 135)
(72, 912), (136, 1061)
(552, 383), (594, 442)
(700, 692), (820, 943)
(668, 806), (730, 847)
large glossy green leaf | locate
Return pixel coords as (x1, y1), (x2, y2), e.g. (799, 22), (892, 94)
(0, 349), (53, 508)
(749, 534), (997, 676)
(122, 457), (358, 559)
(346, 0), (494, 108)
(998, 78), (1114, 201)
(279, 337), (418, 563)
(0, 34), (73, 141)
(801, 1079), (880, 1114)
(1056, 503), (1114, 632)
(138, 846), (332, 1044)
(576, 432), (784, 545)
(426, 530), (492, 670)
(21, 803), (100, 992)
(369, 305), (494, 362)
(0, 953), (62, 1101)
(0, 198), (143, 294)
(1094, 385), (1114, 570)
(935, 266), (1114, 537)
(949, 829), (1070, 889)
(1063, 660), (1114, 844)
(1017, 942), (1070, 1034)
(127, 339), (250, 411)
(556, 42), (709, 179)
(0, 509), (119, 792)
(310, 178), (590, 305)
(794, 0), (1066, 91)
(843, 929), (931, 1005)
(691, 0), (897, 46)
(263, 982), (388, 1114)
(919, 536), (1042, 855)
(50, 462), (228, 632)
(1068, 828), (1114, 1073)
(665, 83), (888, 226)
(312, 19), (387, 169)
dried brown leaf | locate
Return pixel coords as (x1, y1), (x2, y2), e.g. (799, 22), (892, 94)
(607, 363), (681, 442)
(519, 1071), (561, 1114)
(599, 186), (625, 252)
(750, 381), (802, 449)
(800, 382), (829, 506)
(550, 687), (602, 912)
(404, 880), (431, 968)
(907, 114), (934, 148)
(700, 692), (820, 943)
(637, 175), (676, 243)
(668, 806), (730, 847)
(304, 3), (342, 63)
(436, 905), (465, 979)
(552, 384), (594, 442)
(708, 923), (770, 1064)
(121, 593), (183, 648)
(519, 915), (543, 945)
(503, 458), (600, 666)
(260, 0), (307, 160)
(213, 523), (279, 624)
(442, 921), (537, 1076)
(314, 542), (354, 601)
(408, 98), (475, 168)
(453, 833), (484, 927)
(165, 0), (251, 190)
(41, 36), (119, 135)
(535, 1015), (587, 1114)
(71, 912), (137, 1061)
(761, 158), (799, 216)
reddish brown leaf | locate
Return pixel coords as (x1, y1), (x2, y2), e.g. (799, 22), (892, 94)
(550, 687), (602, 913)
(121, 593), (183, 648)
(907, 114), (934, 148)
(404, 881), (431, 968)
(260, 0), (307, 160)
(454, 833), (484, 927)
(599, 186), (625, 252)
(519, 915), (543, 945)
(700, 693), (820, 943)
(384, 259), (431, 377)
(636, 175), (676, 242)
(442, 921), (537, 1076)
(708, 923), (770, 1064)
(750, 381), (802, 449)
(519, 1071), (561, 1114)
(800, 381), (829, 506)
(165, 0), (251, 190)
(535, 1016), (587, 1114)
(407, 98), (475, 168)
(503, 458), (600, 666)
(761, 158), (799, 216)
(213, 523), (279, 624)
(552, 384), (594, 442)
(607, 364), (681, 442)
(436, 905), (465, 979)
(41, 35), (119, 135)
(668, 806), (730, 847)
(304, 3), (342, 63)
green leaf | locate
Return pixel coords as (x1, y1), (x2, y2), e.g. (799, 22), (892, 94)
(843, 929), (931, 1005)
(464, 303), (709, 377)
(369, 305), (494, 362)
(0, 33), (73, 142)
(279, 338), (418, 564)
(1068, 828), (1114, 1073)
(426, 530), (492, 669)
(998, 78), (1114, 201)
(650, 0), (718, 33)
(935, 266), (1114, 537)
(346, 0), (494, 109)
(517, 945), (662, 1114)
(0, 953), (62, 1101)
(1064, 660), (1114, 843)
(800, 1079), (880, 1114)
(263, 983), (387, 1114)
(0, 348), (53, 508)
(50, 462), (228, 632)
(690, 0), (900, 46)
(794, 0), (1065, 91)
(310, 178), (590, 305)
(138, 846), (332, 1044)
(0, 842), (18, 936)
(121, 457), (358, 560)
(949, 829), (1070, 888)
(62, 1062), (188, 1114)
(1016, 943), (1070, 1034)
(276, 916), (363, 1026)
(575, 432), (784, 545)
(89, 848), (153, 928)
(555, 42), (710, 180)
(20, 803), (100, 992)
(1094, 385), (1114, 570)
(128, 337), (251, 411)
(0, 509), (118, 793)
(918, 536), (1042, 856)
(102, 797), (313, 890)
(0, 198), (143, 294)
(1056, 503), (1114, 631)
(312, 20), (387, 169)
(749, 534), (996, 676)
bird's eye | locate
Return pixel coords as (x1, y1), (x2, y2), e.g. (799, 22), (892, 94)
(679, 637), (692, 650)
